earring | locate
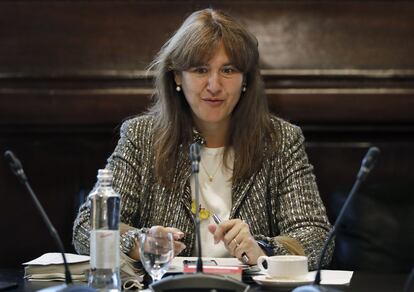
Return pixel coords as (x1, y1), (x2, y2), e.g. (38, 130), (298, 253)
(242, 84), (247, 92)
(176, 85), (181, 92)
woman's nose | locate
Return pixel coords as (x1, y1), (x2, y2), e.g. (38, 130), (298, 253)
(207, 72), (222, 95)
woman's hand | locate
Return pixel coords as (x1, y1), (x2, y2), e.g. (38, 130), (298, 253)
(121, 224), (186, 261)
(149, 226), (187, 256)
(208, 219), (265, 265)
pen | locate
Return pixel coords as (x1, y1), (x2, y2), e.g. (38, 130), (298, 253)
(212, 214), (250, 264)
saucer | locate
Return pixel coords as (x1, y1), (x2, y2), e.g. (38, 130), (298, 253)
(252, 272), (315, 288)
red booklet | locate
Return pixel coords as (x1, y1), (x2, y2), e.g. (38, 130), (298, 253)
(183, 265), (243, 281)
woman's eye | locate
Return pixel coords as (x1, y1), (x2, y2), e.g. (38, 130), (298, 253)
(191, 67), (208, 74)
(222, 67), (238, 74)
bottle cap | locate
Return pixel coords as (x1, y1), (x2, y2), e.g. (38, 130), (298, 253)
(97, 169), (113, 182)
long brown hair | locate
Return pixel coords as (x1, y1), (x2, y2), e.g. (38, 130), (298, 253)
(147, 8), (274, 186)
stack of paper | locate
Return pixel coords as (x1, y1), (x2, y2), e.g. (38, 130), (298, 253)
(23, 253), (89, 282)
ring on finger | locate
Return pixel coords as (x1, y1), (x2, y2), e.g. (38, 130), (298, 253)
(241, 252), (249, 264)
(232, 238), (240, 247)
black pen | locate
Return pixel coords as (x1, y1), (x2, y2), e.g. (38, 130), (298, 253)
(212, 214), (250, 264)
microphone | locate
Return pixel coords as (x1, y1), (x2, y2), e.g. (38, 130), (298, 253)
(190, 143), (203, 273)
(189, 142), (203, 273)
(4, 150), (95, 292)
(190, 142), (200, 173)
(149, 143), (249, 292)
(293, 146), (380, 292)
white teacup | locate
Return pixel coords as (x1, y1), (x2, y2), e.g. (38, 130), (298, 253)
(257, 255), (308, 279)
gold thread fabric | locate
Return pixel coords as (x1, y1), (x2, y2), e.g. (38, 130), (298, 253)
(73, 114), (333, 270)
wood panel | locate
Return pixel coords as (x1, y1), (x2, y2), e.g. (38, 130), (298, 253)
(0, 130), (116, 267)
(1, 1), (414, 76)
(1, 89), (414, 125)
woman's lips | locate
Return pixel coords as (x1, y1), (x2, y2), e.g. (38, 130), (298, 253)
(202, 98), (224, 106)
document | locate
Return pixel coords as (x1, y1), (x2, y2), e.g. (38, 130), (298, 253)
(169, 256), (245, 273)
(23, 253), (89, 266)
(22, 253), (89, 282)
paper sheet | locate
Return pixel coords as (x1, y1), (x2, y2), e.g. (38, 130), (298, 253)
(23, 253), (90, 266)
(318, 270), (354, 285)
(252, 269), (353, 286)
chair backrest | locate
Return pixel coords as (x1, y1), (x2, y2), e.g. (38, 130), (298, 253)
(330, 181), (414, 273)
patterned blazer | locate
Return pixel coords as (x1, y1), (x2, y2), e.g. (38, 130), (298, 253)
(73, 114), (333, 270)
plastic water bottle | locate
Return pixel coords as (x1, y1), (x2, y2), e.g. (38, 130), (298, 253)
(88, 169), (121, 291)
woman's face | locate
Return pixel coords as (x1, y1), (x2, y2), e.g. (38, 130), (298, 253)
(174, 42), (243, 131)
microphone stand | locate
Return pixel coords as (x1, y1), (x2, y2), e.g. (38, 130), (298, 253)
(150, 143), (249, 292)
(293, 147), (380, 292)
(4, 150), (95, 292)
(191, 142), (203, 273)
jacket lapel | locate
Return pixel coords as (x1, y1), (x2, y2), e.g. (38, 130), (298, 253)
(230, 175), (255, 219)
(174, 144), (193, 216)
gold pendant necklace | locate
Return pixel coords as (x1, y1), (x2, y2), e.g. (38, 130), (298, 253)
(201, 160), (222, 182)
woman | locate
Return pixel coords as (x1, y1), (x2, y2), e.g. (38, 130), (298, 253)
(73, 8), (333, 269)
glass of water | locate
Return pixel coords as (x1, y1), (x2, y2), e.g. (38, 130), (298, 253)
(140, 229), (174, 283)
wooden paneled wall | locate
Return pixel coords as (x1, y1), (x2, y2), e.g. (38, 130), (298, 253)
(1, 1), (413, 268)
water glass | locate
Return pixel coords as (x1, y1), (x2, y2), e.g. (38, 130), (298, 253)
(139, 230), (174, 282)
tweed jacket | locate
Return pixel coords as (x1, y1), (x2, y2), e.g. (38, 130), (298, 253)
(73, 114), (333, 270)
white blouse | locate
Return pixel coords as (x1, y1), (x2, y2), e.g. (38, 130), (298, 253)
(190, 146), (234, 257)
